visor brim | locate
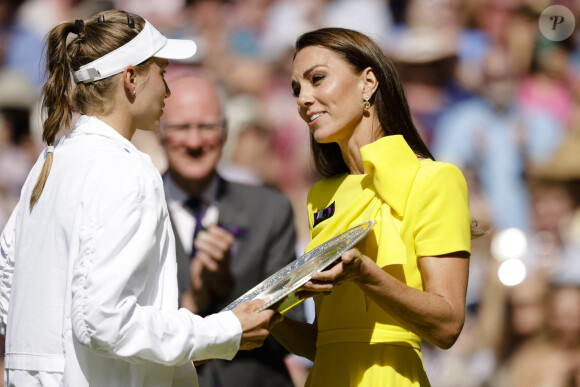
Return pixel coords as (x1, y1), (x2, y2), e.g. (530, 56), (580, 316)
(156, 39), (197, 60)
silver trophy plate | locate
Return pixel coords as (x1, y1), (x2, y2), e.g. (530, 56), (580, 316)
(221, 220), (375, 314)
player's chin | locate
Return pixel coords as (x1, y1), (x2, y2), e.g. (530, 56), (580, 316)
(140, 119), (161, 133)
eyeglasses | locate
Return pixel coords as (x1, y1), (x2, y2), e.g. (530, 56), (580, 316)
(162, 121), (225, 142)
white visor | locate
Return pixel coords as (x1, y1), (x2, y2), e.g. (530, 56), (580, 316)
(73, 20), (196, 84)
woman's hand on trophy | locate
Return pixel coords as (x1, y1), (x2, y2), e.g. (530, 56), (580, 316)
(232, 299), (282, 351)
(300, 247), (369, 296)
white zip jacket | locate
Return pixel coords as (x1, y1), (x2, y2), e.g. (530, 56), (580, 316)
(0, 115), (242, 386)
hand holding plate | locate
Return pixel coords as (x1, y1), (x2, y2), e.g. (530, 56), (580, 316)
(232, 299), (276, 351)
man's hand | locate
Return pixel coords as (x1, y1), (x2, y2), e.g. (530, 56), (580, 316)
(193, 224), (235, 298)
(181, 225), (236, 314)
(189, 224), (235, 303)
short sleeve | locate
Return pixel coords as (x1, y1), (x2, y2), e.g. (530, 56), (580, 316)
(410, 162), (471, 257)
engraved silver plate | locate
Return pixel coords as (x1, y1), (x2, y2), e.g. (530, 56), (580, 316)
(221, 220), (375, 314)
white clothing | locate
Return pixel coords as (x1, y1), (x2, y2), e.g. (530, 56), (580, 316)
(0, 115), (242, 386)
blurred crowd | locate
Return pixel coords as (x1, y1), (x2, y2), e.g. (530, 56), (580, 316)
(1, 0), (580, 386)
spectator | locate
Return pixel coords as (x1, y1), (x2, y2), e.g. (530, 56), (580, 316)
(0, 70), (39, 229)
(160, 71), (303, 387)
(481, 274), (551, 387)
(0, 0), (45, 87)
(432, 46), (564, 232)
(485, 283), (580, 387)
(392, 26), (471, 146)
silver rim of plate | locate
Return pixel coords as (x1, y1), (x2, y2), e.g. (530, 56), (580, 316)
(221, 220), (375, 313)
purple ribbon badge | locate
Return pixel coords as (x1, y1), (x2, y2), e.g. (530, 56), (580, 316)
(313, 202), (335, 227)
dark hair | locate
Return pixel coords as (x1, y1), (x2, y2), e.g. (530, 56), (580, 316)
(31, 10), (151, 210)
(294, 27), (433, 177)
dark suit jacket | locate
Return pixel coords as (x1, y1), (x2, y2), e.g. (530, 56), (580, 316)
(169, 176), (302, 387)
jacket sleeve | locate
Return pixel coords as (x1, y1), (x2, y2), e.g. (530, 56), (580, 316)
(261, 193), (305, 323)
(71, 157), (241, 365)
(0, 201), (20, 335)
(262, 194), (297, 279)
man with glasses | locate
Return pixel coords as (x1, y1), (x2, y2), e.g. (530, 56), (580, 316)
(160, 72), (301, 387)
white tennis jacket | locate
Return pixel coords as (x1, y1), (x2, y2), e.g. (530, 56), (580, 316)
(0, 116), (242, 386)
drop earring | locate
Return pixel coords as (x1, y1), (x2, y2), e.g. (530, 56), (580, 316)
(362, 95), (370, 110)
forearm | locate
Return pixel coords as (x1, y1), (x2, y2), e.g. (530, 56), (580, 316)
(72, 301), (241, 364)
(271, 316), (317, 361)
(354, 256), (467, 349)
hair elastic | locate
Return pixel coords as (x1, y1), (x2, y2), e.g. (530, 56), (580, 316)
(127, 15), (135, 28)
(73, 19), (84, 35)
(46, 146), (54, 154)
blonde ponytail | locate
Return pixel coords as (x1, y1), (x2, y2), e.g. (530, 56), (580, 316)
(30, 19), (77, 211)
(29, 10), (146, 211)
(29, 151), (53, 210)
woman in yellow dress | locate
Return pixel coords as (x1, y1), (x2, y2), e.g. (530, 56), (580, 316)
(271, 28), (472, 386)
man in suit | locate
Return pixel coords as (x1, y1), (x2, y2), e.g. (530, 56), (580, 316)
(160, 72), (301, 387)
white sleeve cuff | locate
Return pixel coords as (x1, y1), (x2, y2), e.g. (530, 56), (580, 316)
(188, 310), (242, 361)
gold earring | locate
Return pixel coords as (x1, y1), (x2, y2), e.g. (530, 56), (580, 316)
(362, 95), (370, 110)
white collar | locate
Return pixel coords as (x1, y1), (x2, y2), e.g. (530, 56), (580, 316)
(73, 115), (138, 152)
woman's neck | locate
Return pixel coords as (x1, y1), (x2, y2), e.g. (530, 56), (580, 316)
(338, 118), (383, 175)
(95, 109), (136, 140)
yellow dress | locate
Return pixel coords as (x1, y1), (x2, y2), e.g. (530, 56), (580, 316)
(304, 135), (472, 387)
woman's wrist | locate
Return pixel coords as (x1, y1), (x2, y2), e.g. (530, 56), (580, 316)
(352, 255), (376, 286)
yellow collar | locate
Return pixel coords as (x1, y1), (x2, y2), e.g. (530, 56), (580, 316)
(361, 135), (421, 217)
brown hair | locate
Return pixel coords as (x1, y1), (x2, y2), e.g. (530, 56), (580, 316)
(294, 28), (489, 239)
(294, 27), (433, 177)
(30, 10), (150, 210)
